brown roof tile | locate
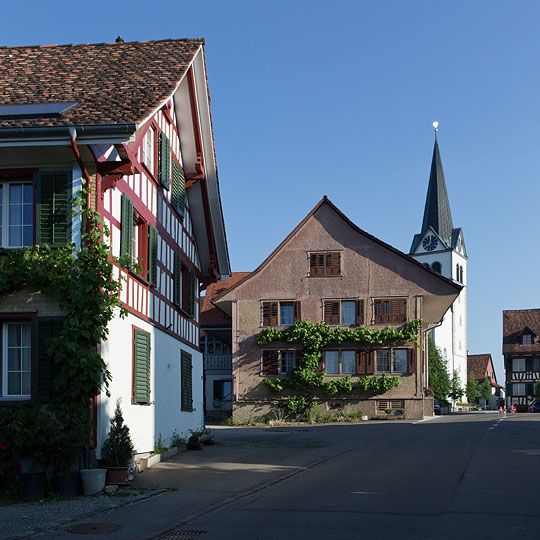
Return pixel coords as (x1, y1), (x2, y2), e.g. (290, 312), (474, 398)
(467, 354), (496, 383)
(503, 309), (540, 354)
(0, 39), (203, 128)
(200, 272), (251, 327)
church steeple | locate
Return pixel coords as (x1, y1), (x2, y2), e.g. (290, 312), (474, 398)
(420, 139), (453, 246)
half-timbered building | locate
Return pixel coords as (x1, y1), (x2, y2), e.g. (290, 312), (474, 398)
(503, 309), (540, 411)
(0, 39), (230, 456)
(467, 353), (504, 410)
(211, 197), (461, 421)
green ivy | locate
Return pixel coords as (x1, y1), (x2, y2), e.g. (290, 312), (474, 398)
(256, 319), (423, 416)
(0, 191), (127, 472)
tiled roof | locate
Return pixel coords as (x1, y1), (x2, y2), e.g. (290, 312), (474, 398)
(200, 272), (251, 327)
(467, 354), (495, 383)
(0, 39), (203, 128)
(503, 309), (540, 354)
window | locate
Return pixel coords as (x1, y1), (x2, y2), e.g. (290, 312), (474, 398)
(158, 132), (171, 189)
(522, 335), (532, 345)
(373, 298), (407, 324)
(324, 350), (356, 375)
(309, 251), (341, 276)
(1, 322), (31, 398)
(0, 182), (33, 248)
(181, 351), (193, 411)
(261, 350), (296, 375)
(174, 256), (197, 317)
(133, 328), (151, 404)
(262, 301), (300, 326)
(513, 383), (525, 396)
(376, 349), (408, 373)
(142, 127), (155, 175)
(377, 399), (404, 412)
(432, 261), (442, 273)
(323, 300), (364, 326)
(171, 161), (186, 217)
(512, 358), (525, 372)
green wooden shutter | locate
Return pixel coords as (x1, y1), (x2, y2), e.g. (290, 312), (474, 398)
(188, 269), (196, 317)
(33, 317), (65, 401)
(158, 133), (171, 190)
(133, 329), (151, 404)
(36, 172), (71, 247)
(147, 224), (158, 287)
(174, 253), (182, 307)
(181, 351), (193, 411)
(527, 382), (534, 396)
(171, 161), (185, 217)
(506, 382), (513, 396)
(120, 194), (133, 260)
(526, 358), (533, 372)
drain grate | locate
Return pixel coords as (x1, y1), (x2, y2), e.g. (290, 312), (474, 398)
(156, 532), (206, 540)
(68, 522), (121, 534)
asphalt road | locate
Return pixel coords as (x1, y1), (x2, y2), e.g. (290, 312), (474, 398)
(29, 413), (540, 540)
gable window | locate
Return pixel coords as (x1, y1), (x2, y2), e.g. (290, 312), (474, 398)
(373, 298), (407, 324)
(324, 350), (356, 375)
(181, 350), (193, 411)
(141, 127), (155, 175)
(0, 182), (33, 248)
(376, 349), (408, 373)
(262, 301), (301, 327)
(309, 251), (341, 276)
(261, 350), (296, 375)
(1, 322), (32, 398)
(522, 335), (532, 345)
(133, 328), (151, 404)
(323, 300), (364, 326)
(512, 358), (525, 372)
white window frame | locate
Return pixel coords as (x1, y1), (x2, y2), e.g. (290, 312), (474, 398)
(513, 383), (525, 396)
(522, 335), (532, 345)
(512, 358), (525, 372)
(0, 181), (33, 248)
(142, 127), (155, 174)
(1, 321), (32, 399)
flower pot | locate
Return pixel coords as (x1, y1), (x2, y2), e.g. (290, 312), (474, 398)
(105, 466), (128, 486)
(361, 415), (369, 421)
(52, 474), (82, 497)
(19, 471), (45, 501)
(80, 468), (107, 495)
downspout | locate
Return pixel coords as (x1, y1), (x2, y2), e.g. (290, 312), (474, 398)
(69, 127), (93, 211)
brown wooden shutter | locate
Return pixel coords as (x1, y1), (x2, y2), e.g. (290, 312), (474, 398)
(262, 302), (278, 326)
(408, 348), (417, 374)
(311, 253), (325, 275)
(374, 300), (382, 324)
(399, 299), (407, 322)
(293, 301), (301, 322)
(324, 301), (340, 325)
(262, 350), (279, 375)
(356, 300), (364, 326)
(329, 252), (341, 275)
(365, 350), (375, 375)
(356, 350), (367, 375)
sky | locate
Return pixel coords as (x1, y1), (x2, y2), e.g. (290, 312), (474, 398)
(3, 0), (540, 383)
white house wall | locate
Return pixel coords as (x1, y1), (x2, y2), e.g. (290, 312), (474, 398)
(97, 310), (204, 456)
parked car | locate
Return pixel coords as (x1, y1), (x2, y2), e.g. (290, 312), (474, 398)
(434, 399), (441, 415)
(528, 400), (540, 412)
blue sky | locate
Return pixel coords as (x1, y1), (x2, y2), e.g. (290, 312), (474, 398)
(3, 0), (540, 382)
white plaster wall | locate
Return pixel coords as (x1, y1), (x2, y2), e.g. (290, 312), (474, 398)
(97, 310), (204, 457)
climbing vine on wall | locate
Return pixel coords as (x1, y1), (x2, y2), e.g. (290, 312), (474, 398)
(256, 319), (424, 416)
(0, 190), (128, 471)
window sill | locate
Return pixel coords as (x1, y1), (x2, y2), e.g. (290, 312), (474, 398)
(0, 398), (32, 405)
(128, 269), (152, 288)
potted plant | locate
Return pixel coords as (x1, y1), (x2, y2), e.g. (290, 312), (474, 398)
(101, 400), (134, 486)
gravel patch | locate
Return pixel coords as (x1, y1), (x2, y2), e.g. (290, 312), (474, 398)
(0, 488), (165, 540)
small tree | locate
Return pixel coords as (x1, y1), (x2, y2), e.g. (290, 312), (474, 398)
(428, 338), (451, 402)
(448, 370), (464, 404)
(465, 374), (479, 405)
(480, 378), (491, 409)
(101, 401), (134, 467)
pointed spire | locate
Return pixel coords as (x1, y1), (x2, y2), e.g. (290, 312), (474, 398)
(420, 135), (453, 244)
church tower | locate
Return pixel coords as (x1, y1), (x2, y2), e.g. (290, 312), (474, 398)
(409, 128), (468, 388)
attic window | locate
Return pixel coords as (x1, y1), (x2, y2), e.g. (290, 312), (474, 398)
(0, 102), (79, 119)
(522, 335), (532, 345)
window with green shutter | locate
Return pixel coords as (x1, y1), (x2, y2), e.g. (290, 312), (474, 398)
(171, 161), (185, 217)
(188, 269), (196, 317)
(158, 133), (171, 190)
(36, 172), (71, 247)
(147, 224), (158, 287)
(174, 253), (182, 307)
(181, 351), (192, 411)
(33, 317), (65, 401)
(120, 194), (133, 260)
(133, 329), (151, 404)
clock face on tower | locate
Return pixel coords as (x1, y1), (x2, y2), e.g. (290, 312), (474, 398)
(423, 235), (438, 251)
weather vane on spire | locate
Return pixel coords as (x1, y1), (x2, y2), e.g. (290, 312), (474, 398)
(433, 121), (439, 141)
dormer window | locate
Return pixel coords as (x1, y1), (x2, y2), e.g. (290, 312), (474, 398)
(522, 335), (532, 345)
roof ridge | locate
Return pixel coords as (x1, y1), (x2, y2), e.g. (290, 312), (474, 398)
(0, 38), (205, 50)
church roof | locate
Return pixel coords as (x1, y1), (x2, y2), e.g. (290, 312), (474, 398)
(421, 140), (453, 244)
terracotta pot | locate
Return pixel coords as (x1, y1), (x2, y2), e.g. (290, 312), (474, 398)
(105, 466), (129, 486)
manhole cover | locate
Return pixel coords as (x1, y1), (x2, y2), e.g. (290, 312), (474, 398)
(157, 532), (206, 540)
(69, 522), (121, 534)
